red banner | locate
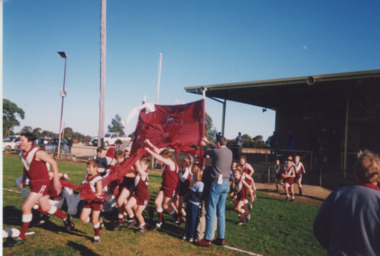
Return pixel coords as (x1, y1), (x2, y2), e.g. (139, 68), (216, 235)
(103, 99), (205, 187)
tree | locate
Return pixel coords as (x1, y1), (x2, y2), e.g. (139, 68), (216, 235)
(20, 126), (33, 134)
(32, 127), (42, 137)
(108, 114), (125, 136)
(63, 127), (74, 139)
(3, 99), (25, 136)
(205, 112), (217, 142)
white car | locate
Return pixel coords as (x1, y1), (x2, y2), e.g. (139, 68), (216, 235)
(3, 135), (20, 152)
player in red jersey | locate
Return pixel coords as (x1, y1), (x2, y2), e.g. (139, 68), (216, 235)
(112, 151), (137, 230)
(239, 156), (256, 209)
(232, 165), (252, 225)
(283, 157), (296, 201)
(144, 139), (179, 229)
(294, 155), (306, 195)
(125, 158), (151, 233)
(79, 159), (105, 243)
(6, 133), (74, 247)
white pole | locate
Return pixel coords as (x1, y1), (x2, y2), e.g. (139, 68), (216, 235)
(156, 53), (163, 104)
(99, 0), (107, 147)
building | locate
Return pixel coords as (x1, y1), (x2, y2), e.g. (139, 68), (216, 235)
(185, 69), (380, 184)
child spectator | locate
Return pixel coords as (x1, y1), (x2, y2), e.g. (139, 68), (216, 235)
(176, 153), (194, 226)
(294, 155), (306, 195)
(125, 158), (151, 233)
(79, 160), (105, 243)
(183, 165), (204, 243)
(93, 147), (115, 177)
(274, 158), (283, 193)
(230, 161), (238, 199)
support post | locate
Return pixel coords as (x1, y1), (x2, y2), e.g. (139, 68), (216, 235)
(343, 95), (350, 178)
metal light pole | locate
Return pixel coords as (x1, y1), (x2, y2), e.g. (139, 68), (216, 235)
(57, 51), (67, 157)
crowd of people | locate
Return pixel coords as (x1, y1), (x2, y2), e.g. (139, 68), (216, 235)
(7, 132), (380, 256)
(6, 133), (258, 248)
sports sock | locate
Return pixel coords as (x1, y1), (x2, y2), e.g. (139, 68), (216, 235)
(19, 214), (33, 240)
(118, 214), (124, 223)
(93, 223), (100, 237)
(48, 206), (66, 220)
(157, 208), (163, 223)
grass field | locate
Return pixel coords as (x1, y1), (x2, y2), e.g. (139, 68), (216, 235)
(2, 156), (325, 255)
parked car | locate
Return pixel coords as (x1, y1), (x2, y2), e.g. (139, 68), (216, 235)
(37, 137), (69, 154)
(3, 135), (20, 152)
(91, 132), (130, 147)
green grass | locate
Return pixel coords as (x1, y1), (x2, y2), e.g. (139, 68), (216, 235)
(3, 156), (325, 255)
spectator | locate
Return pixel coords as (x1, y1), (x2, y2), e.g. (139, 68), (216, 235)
(197, 157), (217, 242)
(236, 132), (243, 157)
(313, 150), (380, 256)
(269, 131), (280, 155)
(285, 129), (297, 152)
(67, 137), (74, 154)
(106, 139), (123, 158)
(199, 136), (233, 247)
(183, 165), (203, 243)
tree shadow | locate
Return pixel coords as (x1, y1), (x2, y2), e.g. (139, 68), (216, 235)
(67, 241), (101, 256)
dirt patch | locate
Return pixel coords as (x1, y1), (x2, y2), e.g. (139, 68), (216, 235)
(256, 183), (331, 205)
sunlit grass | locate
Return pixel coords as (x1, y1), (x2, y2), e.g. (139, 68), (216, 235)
(3, 156), (324, 255)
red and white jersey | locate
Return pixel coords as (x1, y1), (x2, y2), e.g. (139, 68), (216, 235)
(161, 162), (178, 190)
(242, 163), (251, 175)
(20, 147), (50, 182)
(82, 173), (103, 193)
(284, 165), (295, 177)
(295, 162), (304, 174)
(234, 174), (247, 199)
(134, 171), (149, 201)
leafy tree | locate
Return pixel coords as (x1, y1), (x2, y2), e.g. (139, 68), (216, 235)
(108, 114), (125, 136)
(3, 99), (25, 136)
(20, 126), (33, 134)
(205, 112), (217, 142)
(63, 127), (74, 139)
(32, 127), (42, 137)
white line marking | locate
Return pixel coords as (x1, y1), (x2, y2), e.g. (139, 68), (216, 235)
(224, 245), (264, 256)
(3, 188), (21, 193)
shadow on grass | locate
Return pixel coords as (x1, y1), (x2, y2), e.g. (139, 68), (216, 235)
(3, 206), (21, 226)
(67, 240), (101, 256)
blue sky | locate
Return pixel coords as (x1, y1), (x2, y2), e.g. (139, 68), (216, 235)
(4, 0), (380, 141)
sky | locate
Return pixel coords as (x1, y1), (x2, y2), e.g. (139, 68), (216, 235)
(3, 0), (380, 141)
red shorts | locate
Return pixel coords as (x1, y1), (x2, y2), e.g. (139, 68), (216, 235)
(83, 201), (103, 211)
(160, 186), (176, 199)
(133, 196), (149, 207)
(284, 178), (294, 185)
(295, 173), (302, 181)
(30, 181), (50, 196)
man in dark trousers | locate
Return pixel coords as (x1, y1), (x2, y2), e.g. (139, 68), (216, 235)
(199, 136), (233, 247)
